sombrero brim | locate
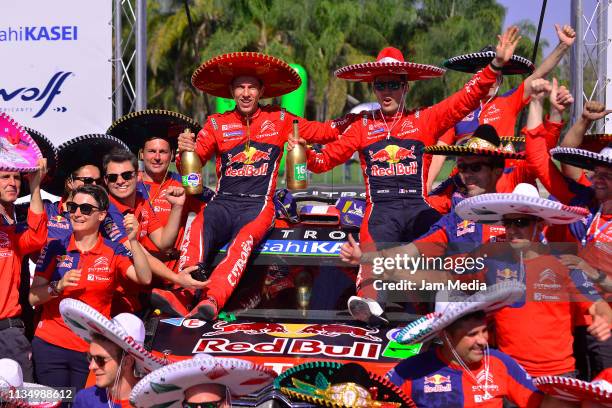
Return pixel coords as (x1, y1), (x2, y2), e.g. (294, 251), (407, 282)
(59, 299), (165, 373)
(424, 145), (525, 160)
(455, 191), (589, 224)
(192, 52), (301, 98)
(129, 354), (275, 408)
(551, 146), (612, 171)
(44, 134), (129, 196)
(107, 109), (200, 153)
(0, 383), (61, 407)
(500, 136), (525, 152)
(275, 361), (416, 408)
(443, 51), (534, 75)
(534, 376), (612, 406)
(396, 282), (526, 345)
(0, 113), (43, 173)
(334, 61), (445, 82)
(21, 127), (58, 198)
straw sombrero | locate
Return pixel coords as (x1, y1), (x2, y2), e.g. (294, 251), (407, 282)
(533, 374), (612, 406)
(395, 281), (526, 345)
(0, 359), (61, 407)
(551, 146), (612, 171)
(455, 183), (590, 224)
(334, 47), (445, 82)
(275, 361), (416, 407)
(44, 134), (129, 196)
(59, 299), (165, 374)
(129, 354), (275, 408)
(443, 46), (534, 75)
(107, 109), (200, 154)
(425, 124), (524, 159)
(0, 113), (43, 173)
(192, 52), (301, 98)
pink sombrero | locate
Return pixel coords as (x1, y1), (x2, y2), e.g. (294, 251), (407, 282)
(455, 183), (590, 224)
(59, 299), (165, 375)
(533, 373), (612, 406)
(0, 113), (43, 172)
(192, 52), (301, 98)
(129, 354), (276, 408)
(334, 47), (445, 82)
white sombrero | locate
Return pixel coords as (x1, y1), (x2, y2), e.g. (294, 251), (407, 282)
(334, 47), (445, 82)
(533, 375), (612, 406)
(455, 183), (590, 224)
(395, 281), (525, 345)
(129, 354), (276, 408)
(551, 146), (612, 171)
(59, 299), (165, 374)
(0, 359), (60, 407)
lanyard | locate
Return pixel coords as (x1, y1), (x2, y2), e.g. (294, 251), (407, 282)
(582, 206), (612, 247)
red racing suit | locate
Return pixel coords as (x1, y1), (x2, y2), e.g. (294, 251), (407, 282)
(178, 105), (348, 309)
(306, 65), (500, 296)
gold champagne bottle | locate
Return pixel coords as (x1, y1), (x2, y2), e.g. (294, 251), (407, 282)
(180, 129), (203, 195)
(286, 119), (307, 190)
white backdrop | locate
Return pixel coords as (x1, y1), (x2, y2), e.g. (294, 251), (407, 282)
(0, 0), (112, 146)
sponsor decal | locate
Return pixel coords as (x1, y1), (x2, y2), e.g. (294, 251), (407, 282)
(457, 220), (475, 236)
(0, 71), (72, 118)
(58, 255), (74, 269)
(221, 123), (242, 131)
(0, 26), (78, 42)
(423, 374), (452, 393)
(496, 268), (518, 281)
(368, 145), (418, 176)
(227, 236), (253, 286)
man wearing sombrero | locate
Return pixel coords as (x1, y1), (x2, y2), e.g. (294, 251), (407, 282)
(524, 78), (612, 381)
(300, 27), (520, 319)
(387, 282), (568, 407)
(427, 23), (576, 193)
(58, 299), (165, 407)
(453, 182), (611, 378)
(129, 353), (275, 407)
(175, 52), (351, 320)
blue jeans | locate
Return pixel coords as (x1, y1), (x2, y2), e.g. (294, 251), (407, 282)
(32, 337), (89, 391)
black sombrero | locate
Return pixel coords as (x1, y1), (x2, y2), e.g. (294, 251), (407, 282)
(22, 127), (58, 197)
(44, 134), (129, 196)
(551, 146), (612, 171)
(443, 46), (534, 75)
(107, 109), (200, 154)
(275, 361), (416, 407)
(425, 124), (525, 159)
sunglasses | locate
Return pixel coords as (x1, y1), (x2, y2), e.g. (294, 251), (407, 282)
(86, 353), (113, 368)
(373, 81), (403, 91)
(501, 217), (536, 228)
(66, 202), (100, 215)
(457, 162), (492, 173)
(182, 402), (226, 408)
(73, 176), (101, 185)
(105, 171), (135, 183)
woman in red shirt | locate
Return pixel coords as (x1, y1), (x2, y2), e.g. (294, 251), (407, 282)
(29, 185), (151, 392)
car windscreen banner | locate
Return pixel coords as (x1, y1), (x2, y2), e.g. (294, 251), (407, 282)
(0, 0), (112, 145)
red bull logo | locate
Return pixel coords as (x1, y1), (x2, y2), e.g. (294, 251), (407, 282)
(369, 145), (417, 176)
(424, 374), (452, 393)
(226, 147), (271, 177)
(202, 321), (288, 337)
(297, 323), (381, 342)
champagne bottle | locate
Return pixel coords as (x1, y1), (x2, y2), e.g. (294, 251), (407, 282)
(180, 129), (203, 195)
(286, 119), (307, 190)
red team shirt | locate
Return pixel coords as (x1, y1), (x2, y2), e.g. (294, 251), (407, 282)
(0, 209), (47, 319)
(34, 235), (133, 352)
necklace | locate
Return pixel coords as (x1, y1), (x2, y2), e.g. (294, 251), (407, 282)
(377, 86), (407, 139)
(446, 333), (493, 400)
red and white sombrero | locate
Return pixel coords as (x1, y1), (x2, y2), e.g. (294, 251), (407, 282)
(334, 47), (445, 82)
(192, 52), (301, 99)
(0, 359), (61, 407)
(129, 354), (276, 408)
(0, 113), (43, 172)
(456, 183), (590, 225)
(534, 373), (612, 407)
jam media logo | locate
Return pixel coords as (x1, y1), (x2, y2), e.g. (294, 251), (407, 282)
(1, 71), (73, 118)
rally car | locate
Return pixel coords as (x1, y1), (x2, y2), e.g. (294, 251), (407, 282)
(146, 185), (424, 407)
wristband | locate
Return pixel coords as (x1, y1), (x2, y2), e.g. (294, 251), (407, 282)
(48, 280), (61, 297)
(593, 269), (607, 284)
(490, 61), (504, 71)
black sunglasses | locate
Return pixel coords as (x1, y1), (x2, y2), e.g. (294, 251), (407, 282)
(86, 353), (112, 367)
(182, 402), (226, 408)
(66, 202), (100, 216)
(501, 217), (536, 228)
(73, 176), (101, 185)
(105, 171), (135, 183)
(457, 162), (492, 173)
(373, 80), (403, 91)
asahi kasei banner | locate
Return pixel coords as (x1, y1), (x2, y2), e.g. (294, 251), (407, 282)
(0, 1), (112, 145)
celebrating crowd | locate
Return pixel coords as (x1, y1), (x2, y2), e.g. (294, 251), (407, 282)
(0, 22), (609, 408)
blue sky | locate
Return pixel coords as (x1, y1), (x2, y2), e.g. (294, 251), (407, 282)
(500, 0), (572, 53)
